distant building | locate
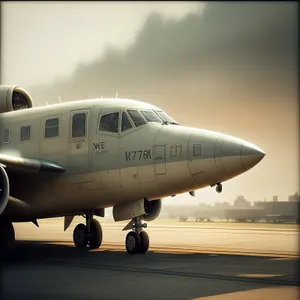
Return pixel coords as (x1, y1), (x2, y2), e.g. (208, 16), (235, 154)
(214, 202), (231, 209)
(198, 203), (212, 209)
(234, 196), (251, 208)
(254, 201), (264, 208)
(211, 202), (231, 218)
(254, 200), (298, 219)
(273, 196), (278, 202)
(288, 192), (300, 202)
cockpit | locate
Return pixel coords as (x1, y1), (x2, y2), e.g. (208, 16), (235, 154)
(98, 109), (179, 134)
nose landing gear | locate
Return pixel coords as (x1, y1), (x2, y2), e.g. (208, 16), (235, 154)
(125, 217), (149, 254)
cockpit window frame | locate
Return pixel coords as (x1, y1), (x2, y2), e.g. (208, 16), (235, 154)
(121, 110), (135, 133)
(140, 109), (163, 124)
(95, 106), (178, 136)
(98, 112), (120, 134)
(154, 110), (179, 125)
(97, 110), (121, 136)
(126, 109), (148, 128)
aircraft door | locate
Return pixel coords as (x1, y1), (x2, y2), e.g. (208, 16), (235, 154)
(153, 145), (166, 175)
(69, 109), (92, 183)
(94, 110), (121, 190)
(187, 138), (202, 178)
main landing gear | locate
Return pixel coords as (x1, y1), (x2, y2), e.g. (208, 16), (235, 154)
(73, 210), (102, 249)
(210, 182), (223, 193)
(125, 217), (149, 254)
(0, 221), (15, 262)
(216, 183), (222, 193)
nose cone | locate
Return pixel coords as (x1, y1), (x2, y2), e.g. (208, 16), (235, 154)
(241, 141), (266, 171)
(216, 135), (265, 180)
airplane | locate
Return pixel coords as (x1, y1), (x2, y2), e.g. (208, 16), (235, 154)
(0, 85), (265, 260)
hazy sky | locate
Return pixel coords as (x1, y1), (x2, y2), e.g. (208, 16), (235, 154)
(1, 2), (299, 205)
(2, 1), (204, 87)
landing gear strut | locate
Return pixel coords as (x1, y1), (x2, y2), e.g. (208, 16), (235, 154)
(125, 217), (149, 254)
(0, 221), (15, 262)
(73, 210), (103, 249)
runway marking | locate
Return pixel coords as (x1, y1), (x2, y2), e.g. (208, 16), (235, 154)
(235, 273), (285, 278)
(28, 241), (299, 259)
(13, 244), (298, 286)
(14, 219), (299, 231)
(191, 286), (299, 300)
(269, 257), (295, 261)
(26, 258), (298, 287)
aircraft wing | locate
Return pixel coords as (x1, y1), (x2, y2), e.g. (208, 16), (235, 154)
(0, 154), (64, 218)
(0, 153), (65, 174)
(6, 195), (31, 211)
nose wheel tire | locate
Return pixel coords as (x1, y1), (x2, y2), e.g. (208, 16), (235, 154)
(139, 231), (149, 254)
(73, 223), (88, 248)
(88, 219), (103, 249)
(126, 231), (142, 254)
(125, 231), (149, 254)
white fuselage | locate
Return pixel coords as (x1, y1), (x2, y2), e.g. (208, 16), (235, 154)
(0, 98), (265, 221)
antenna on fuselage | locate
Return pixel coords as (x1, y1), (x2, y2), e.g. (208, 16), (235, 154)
(45, 101), (49, 106)
(116, 92), (118, 99)
(58, 96), (63, 103)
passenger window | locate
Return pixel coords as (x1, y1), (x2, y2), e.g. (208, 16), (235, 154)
(141, 110), (162, 123)
(121, 112), (133, 132)
(127, 110), (147, 127)
(99, 112), (119, 133)
(20, 125), (31, 141)
(2, 129), (10, 143)
(72, 113), (86, 138)
(45, 118), (59, 138)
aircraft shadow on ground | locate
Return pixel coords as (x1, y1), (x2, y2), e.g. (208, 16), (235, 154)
(1, 241), (299, 300)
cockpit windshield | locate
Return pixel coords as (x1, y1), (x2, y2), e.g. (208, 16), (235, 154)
(154, 110), (179, 125)
(123, 108), (179, 130)
(127, 110), (147, 127)
(140, 110), (162, 123)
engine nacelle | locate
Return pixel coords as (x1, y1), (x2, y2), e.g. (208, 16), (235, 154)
(0, 166), (9, 215)
(113, 198), (162, 222)
(143, 199), (162, 221)
(0, 85), (33, 114)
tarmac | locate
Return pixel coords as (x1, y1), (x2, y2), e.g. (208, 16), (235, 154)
(0, 218), (299, 300)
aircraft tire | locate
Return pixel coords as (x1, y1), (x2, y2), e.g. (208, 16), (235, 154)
(126, 231), (141, 254)
(88, 219), (103, 249)
(139, 231), (149, 254)
(0, 221), (15, 262)
(216, 184), (222, 193)
(73, 223), (88, 248)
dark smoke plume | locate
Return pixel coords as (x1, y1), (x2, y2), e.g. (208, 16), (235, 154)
(30, 2), (297, 109)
